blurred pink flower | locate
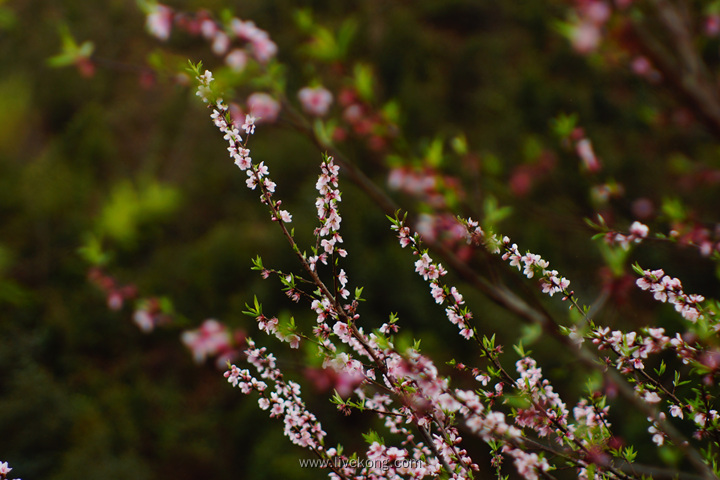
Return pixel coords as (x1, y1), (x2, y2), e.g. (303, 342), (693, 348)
(247, 93), (280, 123)
(146, 4), (174, 41)
(200, 18), (217, 40)
(298, 86), (333, 117)
(571, 21), (601, 54)
(225, 49), (248, 72)
(252, 37), (278, 63)
(706, 15), (720, 37)
(231, 19), (263, 41)
(212, 31), (230, 56)
(583, 1), (611, 24)
(181, 319), (232, 363)
(576, 138), (601, 172)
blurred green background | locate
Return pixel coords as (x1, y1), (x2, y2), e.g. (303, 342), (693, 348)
(2, 0), (719, 478)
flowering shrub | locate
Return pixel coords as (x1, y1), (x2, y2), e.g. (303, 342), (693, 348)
(36, 0), (720, 479)
(179, 62), (720, 478)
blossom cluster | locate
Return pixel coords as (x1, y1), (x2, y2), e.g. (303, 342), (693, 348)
(635, 268), (705, 322)
(514, 357), (572, 441)
(500, 237), (570, 298)
(309, 156), (347, 273)
(590, 324), (720, 446)
(332, 86), (396, 151)
(181, 318), (240, 368)
(604, 221), (649, 250)
(145, 3), (277, 65)
(196, 68), (291, 224)
(87, 267), (137, 311)
(566, 1), (611, 54)
(386, 167), (470, 256)
(226, 341), (329, 450)
(392, 218), (475, 340)
(215, 123), (589, 478)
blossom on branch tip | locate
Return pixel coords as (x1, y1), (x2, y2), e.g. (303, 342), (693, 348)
(635, 267), (704, 322)
(414, 253), (446, 281)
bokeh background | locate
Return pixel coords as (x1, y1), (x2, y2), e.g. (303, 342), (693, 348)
(2, 0), (719, 478)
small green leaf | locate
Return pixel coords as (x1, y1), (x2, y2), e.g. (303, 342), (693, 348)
(353, 63), (374, 102)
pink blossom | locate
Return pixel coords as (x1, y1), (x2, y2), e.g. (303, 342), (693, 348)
(225, 49), (248, 72)
(298, 86), (333, 117)
(247, 93), (280, 123)
(212, 31), (230, 55)
(643, 391), (661, 403)
(505, 447), (550, 480)
(430, 283), (445, 304)
(251, 37), (278, 63)
(181, 319), (232, 363)
(571, 21), (601, 54)
(133, 309), (155, 332)
(200, 19), (217, 40)
(278, 210), (292, 223)
(584, 1), (611, 24)
(629, 221), (649, 239)
(231, 19), (262, 40)
(632, 56), (652, 76)
(230, 19), (277, 62)
(670, 404), (684, 419)
(706, 15), (720, 37)
(576, 138), (601, 172)
(242, 114), (256, 135)
(146, 4), (173, 41)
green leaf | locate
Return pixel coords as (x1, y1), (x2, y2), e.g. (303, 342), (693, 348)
(598, 241), (630, 277)
(483, 195), (513, 228)
(48, 24), (94, 68)
(631, 262), (645, 277)
(77, 234), (110, 266)
(353, 63), (374, 102)
(450, 134), (468, 156)
(519, 323), (542, 345)
(382, 100), (401, 125)
(0, 5), (17, 30)
(550, 112), (578, 139)
(661, 197), (687, 223)
(313, 118), (333, 147)
(97, 180), (181, 246)
(361, 430), (383, 445)
(293, 8), (314, 32)
(425, 136), (444, 168)
(655, 360), (666, 376)
(336, 18), (358, 57)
